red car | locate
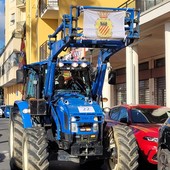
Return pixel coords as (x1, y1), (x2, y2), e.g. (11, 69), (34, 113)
(104, 104), (170, 165)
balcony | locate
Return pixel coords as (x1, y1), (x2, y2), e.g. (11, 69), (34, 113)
(0, 38), (22, 87)
(13, 21), (26, 38)
(16, 0), (26, 9)
(119, 0), (165, 13)
(40, 0), (59, 19)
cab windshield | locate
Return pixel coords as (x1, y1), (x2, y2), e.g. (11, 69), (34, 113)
(55, 67), (92, 97)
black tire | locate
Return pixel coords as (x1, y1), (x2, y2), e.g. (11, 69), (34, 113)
(22, 127), (49, 170)
(158, 148), (170, 170)
(9, 110), (23, 170)
(106, 125), (139, 170)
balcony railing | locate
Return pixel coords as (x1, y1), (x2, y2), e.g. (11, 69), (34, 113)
(0, 37), (22, 87)
(119, 0), (165, 12)
(40, 0), (59, 19)
(16, 21), (25, 34)
(40, 41), (50, 61)
(16, 0), (26, 8)
(118, 0), (136, 8)
(0, 52), (20, 77)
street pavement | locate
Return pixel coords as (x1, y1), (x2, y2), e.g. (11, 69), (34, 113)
(0, 118), (10, 170)
(0, 118), (106, 170)
(0, 118), (157, 170)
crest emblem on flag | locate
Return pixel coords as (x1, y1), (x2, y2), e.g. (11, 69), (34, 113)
(95, 12), (112, 38)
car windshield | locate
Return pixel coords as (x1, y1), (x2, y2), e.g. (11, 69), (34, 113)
(131, 107), (170, 124)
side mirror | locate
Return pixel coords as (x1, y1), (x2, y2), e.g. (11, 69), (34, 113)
(120, 117), (128, 123)
(108, 70), (116, 85)
(16, 69), (25, 83)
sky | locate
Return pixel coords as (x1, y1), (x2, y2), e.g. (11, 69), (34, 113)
(0, 0), (4, 51)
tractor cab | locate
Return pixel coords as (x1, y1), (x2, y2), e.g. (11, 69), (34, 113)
(54, 57), (92, 97)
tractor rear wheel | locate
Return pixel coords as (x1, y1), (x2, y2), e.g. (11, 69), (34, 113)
(22, 127), (49, 170)
(9, 111), (23, 170)
(106, 125), (139, 170)
(158, 148), (170, 170)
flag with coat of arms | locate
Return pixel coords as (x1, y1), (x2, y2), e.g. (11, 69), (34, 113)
(19, 38), (27, 68)
(83, 9), (126, 39)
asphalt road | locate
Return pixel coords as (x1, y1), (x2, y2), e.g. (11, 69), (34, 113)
(0, 118), (157, 170)
(0, 118), (10, 170)
(0, 118), (107, 170)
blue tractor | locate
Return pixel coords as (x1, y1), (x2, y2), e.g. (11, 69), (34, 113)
(9, 6), (140, 170)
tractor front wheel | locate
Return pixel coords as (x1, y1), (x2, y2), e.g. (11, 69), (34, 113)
(106, 125), (139, 170)
(9, 111), (23, 170)
(22, 127), (49, 170)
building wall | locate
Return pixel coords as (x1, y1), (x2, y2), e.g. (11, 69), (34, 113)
(2, 0), (125, 105)
(3, 84), (23, 105)
(25, 0), (123, 64)
(5, 0), (16, 45)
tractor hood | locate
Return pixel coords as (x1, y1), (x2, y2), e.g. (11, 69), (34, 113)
(53, 91), (104, 116)
(51, 91), (104, 134)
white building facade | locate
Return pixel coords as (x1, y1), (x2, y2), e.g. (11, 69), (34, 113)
(103, 0), (170, 107)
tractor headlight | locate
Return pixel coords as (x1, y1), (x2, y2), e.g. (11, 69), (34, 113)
(94, 116), (98, 121)
(80, 63), (87, 68)
(72, 62), (78, 68)
(23, 109), (30, 114)
(58, 62), (64, 67)
(93, 123), (98, 132)
(143, 136), (158, 143)
(93, 117), (98, 132)
(71, 117), (78, 133)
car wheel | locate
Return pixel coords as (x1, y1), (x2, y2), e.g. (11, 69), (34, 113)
(22, 127), (49, 170)
(158, 148), (170, 170)
(106, 125), (139, 170)
(9, 110), (23, 170)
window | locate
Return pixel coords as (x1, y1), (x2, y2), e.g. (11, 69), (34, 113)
(131, 109), (149, 123)
(139, 80), (150, 104)
(154, 58), (165, 68)
(139, 62), (149, 71)
(116, 68), (126, 76)
(116, 83), (126, 105)
(10, 13), (15, 25)
(110, 107), (120, 121)
(155, 77), (166, 106)
(118, 107), (128, 122)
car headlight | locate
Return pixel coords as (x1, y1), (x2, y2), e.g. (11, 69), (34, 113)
(143, 136), (158, 143)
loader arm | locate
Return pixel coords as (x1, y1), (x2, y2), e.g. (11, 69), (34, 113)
(44, 5), (140, 100)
